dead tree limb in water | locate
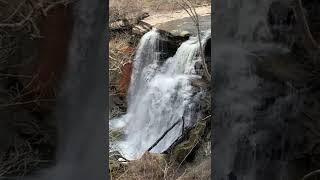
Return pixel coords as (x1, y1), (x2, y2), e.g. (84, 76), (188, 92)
(147, 118), (182, 151)
(178, 0), (211, 81)
(181, 116), (185, 134)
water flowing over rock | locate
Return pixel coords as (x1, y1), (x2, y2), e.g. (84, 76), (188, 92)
(214, 1), (320, 180)
(110, 28), (211, 160)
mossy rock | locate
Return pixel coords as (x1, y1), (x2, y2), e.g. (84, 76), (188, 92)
(172, 141), (195, 163)
(109, 128), (125, 142)
(171, 120), (207, 163)
(180, 31), (191, 37)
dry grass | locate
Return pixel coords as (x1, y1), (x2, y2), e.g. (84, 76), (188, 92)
(109, 33), (134, 76)
(109, 33), (137, 97)
(110, 151), (211, 180)
(111, 152), (178, 180)
(177, 159), (211, 180)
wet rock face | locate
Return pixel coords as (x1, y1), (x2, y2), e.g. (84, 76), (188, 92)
(194, 61), (204, 77)
(157, 29), (189, 63)
(193, 37), (211, 77)
(204, 38), (211, 75)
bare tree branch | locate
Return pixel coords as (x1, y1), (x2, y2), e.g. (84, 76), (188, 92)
(178, 0), (211, 81)
(0, 8), (34, 28)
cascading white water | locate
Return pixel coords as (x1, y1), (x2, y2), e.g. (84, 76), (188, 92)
(213, 1), (306, 180)
(110, 28), (210, 160)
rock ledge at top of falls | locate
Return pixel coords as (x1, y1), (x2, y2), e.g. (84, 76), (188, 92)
(142, 5), (211, 36)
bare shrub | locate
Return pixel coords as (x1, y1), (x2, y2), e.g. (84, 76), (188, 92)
(109, 33), (137, 97)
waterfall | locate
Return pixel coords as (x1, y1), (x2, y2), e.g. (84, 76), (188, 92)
(213, 1), (305, 180)
(110, 28), (211, 160)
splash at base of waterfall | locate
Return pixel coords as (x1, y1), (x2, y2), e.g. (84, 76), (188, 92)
(110, 28), (210, 160)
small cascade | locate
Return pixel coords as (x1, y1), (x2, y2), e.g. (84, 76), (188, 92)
(213, 1), (309, 180)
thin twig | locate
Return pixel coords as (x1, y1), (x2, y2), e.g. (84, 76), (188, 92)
(177, 139), (200, 170)
(0, 98), (55, 108)
(178, 0), (211, 81)
(0, 73), (32, 78)
(0, 8), (34, 28)
(2, 0), (27, 22)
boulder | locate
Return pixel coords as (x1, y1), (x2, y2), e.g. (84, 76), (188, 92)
(180, 31), (191, 37)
